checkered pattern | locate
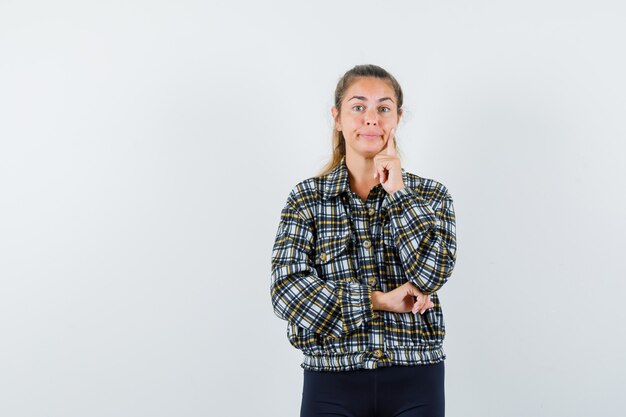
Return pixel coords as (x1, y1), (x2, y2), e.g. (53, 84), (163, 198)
(270, 156), (457, 371)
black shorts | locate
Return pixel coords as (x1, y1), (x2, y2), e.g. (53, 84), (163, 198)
(300, 361), (445, 417)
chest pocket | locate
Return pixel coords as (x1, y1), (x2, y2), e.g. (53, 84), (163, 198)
(313, 231), (354, 281)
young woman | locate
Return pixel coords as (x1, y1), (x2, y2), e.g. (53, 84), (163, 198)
(270, 64), (457, 417)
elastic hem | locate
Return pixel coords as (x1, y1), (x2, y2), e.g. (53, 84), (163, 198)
(300, 346), (446, 372)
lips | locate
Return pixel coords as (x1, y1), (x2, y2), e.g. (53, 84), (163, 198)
(360, 132), (382, 139)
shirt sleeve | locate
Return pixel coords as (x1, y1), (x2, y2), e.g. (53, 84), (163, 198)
(383, 185), (457, 295)
(270, 191), (374, 339)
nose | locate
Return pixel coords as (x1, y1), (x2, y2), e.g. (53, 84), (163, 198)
(364, 107), (378, 125)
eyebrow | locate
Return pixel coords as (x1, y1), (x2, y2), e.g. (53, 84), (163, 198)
(347, 95), (395, 103)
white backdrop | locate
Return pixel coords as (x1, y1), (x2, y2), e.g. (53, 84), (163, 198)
(1, 1), (625, 416)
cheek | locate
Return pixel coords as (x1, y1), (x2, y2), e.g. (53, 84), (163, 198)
(339, 122), (354, 132)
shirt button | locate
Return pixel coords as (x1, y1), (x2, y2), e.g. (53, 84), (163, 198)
(372, 311), (380, 319)
(363, 239), (372, 249)
(373, 349), (383, 359)
(368, 277), (377, 286)
(319, 253), (327, 262)
(435, 219), (441, 227)
(368, 207), (375, 216)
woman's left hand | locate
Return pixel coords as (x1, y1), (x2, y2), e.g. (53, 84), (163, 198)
(373, 127), (405, 195)
(372, 282), (434, 315)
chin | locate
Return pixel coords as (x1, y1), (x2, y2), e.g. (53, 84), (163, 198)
(347, 141), (384, 157)
(353, 148), (382, 159)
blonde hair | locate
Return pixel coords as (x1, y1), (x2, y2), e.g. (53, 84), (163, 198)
(316, 64), (405, 177)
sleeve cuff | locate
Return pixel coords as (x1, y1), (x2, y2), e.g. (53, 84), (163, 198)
(383, 186), (429, 209)
(337, 281), (373, 336)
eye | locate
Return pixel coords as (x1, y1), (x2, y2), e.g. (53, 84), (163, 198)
(380, 106), (391, 113)
(352, 104), (364, 111)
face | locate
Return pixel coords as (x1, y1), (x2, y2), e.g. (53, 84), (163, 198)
(332, 77), (402, 159)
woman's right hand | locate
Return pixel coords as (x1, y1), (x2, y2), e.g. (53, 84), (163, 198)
(372, 282), (434, 315)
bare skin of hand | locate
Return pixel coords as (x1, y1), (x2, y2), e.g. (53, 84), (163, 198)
(373, 127), (405, 195)
(371, 282), (434, 315)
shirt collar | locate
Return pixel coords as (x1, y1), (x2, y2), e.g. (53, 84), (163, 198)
(321, 155), (408, 200)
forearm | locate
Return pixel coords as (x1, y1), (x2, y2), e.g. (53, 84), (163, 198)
(372, 290), (387, 311)
(384, 186), (457, 294)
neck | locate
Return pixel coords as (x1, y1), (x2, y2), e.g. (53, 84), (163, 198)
(345, 153), (379, 193)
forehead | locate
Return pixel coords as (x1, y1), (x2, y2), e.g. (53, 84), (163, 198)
(344, 77), (395, 101)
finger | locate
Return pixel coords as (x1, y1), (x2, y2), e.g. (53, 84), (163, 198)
(421, 300), (434, 314)
(416, 295), (425, 311)
(411, 295), (421, 314)
(420, 300), (428, 314)
(419, 302), (427, 314)
(386, 127), (394, 144)
(386, 127), (397, 156)
(410, 284), (423, 312)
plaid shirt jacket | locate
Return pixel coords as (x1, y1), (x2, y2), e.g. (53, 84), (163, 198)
(270, 156), (457, 371)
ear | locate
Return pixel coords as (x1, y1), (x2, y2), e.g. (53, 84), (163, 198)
(331, 106), (342, 131)
(397, 108), (403, 123)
